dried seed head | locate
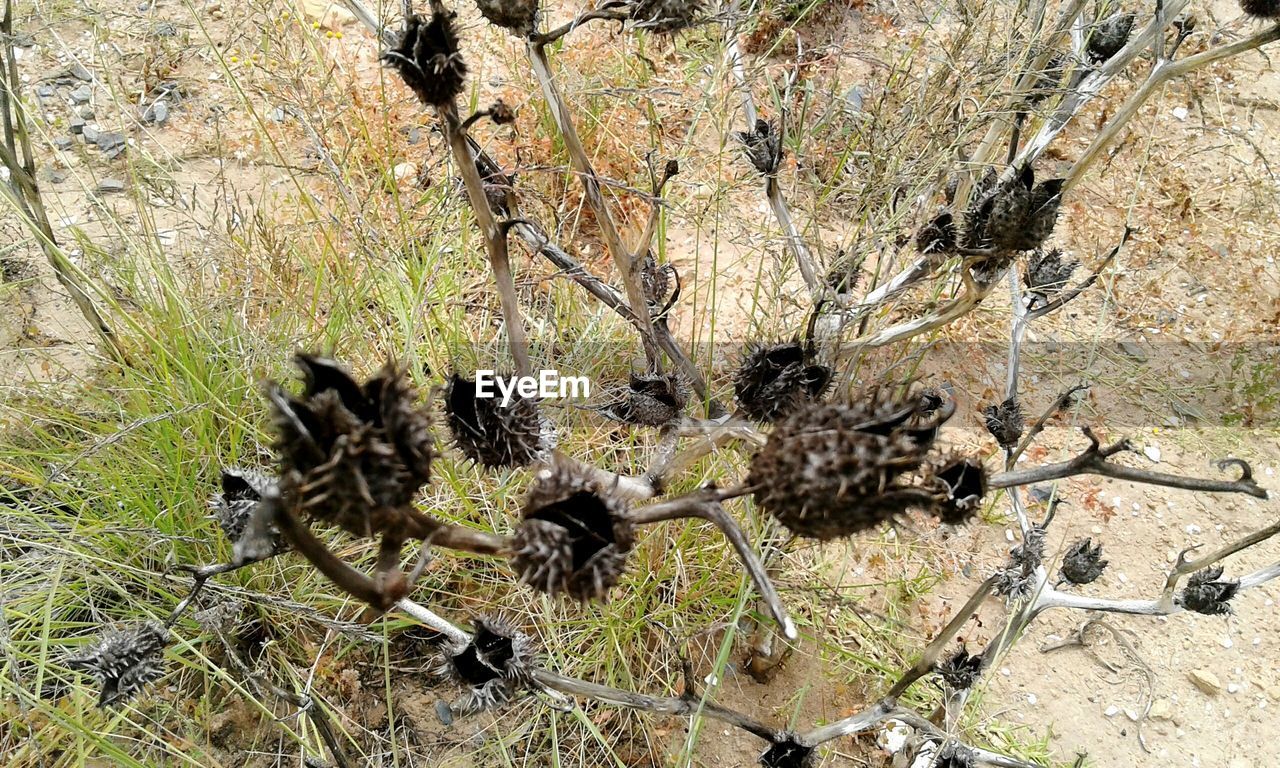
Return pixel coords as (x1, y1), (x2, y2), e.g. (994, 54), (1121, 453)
(736, 118), (782, 176)
(916, 210), (957, 256)
(478, 160), (515, 215)
(931, 456), (987, 525)
(445, 373), (550, 468)
(1241, 0), (1280, 16)
(436, 616), (535, 716)
(985, 165), (1035, 251)
(474, 0), (538, 35)
(269, 355), (435, 539)
(68, 622), (169, 707)
(993, 561), (1037, 600)
(597, 372), (688, 426)
(935, 742), (977, 768)
(748, 393), (952, 540)
(937, 648), (984, 691)
(629, 0), (704, 33)
(960, 168), (999, 250)
(209, 467), (277, 545)
(488, 98), (516, 125)
(1087, 12), (1135, 62)
(758, 736), (815, 768)
(1011, 524), (1047, 570)
(982, 396), (1025, 448)
(734, 341), (832, 423)
(1060, 537), (1108, 585)
(825, 249), (863, 294)
(1176, 566), (1240, 615)
(1024, 248), (1079, 299)
(1013, 177), (1065, 252)
(641, 252), (676, 311)
(382, 11), (467, 108)
(511, 462), (634, 601)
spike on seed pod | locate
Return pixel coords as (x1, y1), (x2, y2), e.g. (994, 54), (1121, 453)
(511, 461), (634, 601)
(1087, 13), (1135, 63)
(1240, 0), (1280, 17)
(629, 0), (704, 34)
(1176, 566), (1239, 615)
(1024, 248), (1079, 299)
(736, 118), (782, 176)
(445, 373), (549, 469)
(759, 735), (815, 768)
(748, 394), (954, 540)
(932, 456), (987, 525)
(68, 622), (170, 707)
(473, 0), (538, 36)
(983, 396), (1025, 448)
(436, 616), (535, 716)
(597, 372), (688, 426)
(734, 341), (832, 423)
(268, 355), (435, 539)
(937, 648), (984, 691)
(1060, 537), (1108, 585)
(917, 210), (957, 256)
(382, 11), (467, 108)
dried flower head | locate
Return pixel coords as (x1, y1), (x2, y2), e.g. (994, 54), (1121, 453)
(268, 355), (435, 539)
(488, 98), (516, 125)
(1024, 248), (1079, 299)
(597, 372), (688, 426)
(629, 0), (704, 33)
(479, 160), (516, 215)
(916, 210), (957, 256)
(1241, 0), (1280, 17)
(734, 341), (832, 423)
(983, 396), (1025, 448)
(737, 118), (782, 176)
(748, 393), (953, 540)
(1011, 524), (1047, 570)
(1087, 12), (1135, 63)
(932, 456), (987, 525)
(937, 648), (984, 690)
(1177, 566), (1239, 615)
(445, 373), (549, 468)
(970, 165), (1065, 256)
(209, 467), (277, 545)
(759, 735), (815, 768)
(935, 742), (977, 768)
(474, 0), (538, 35)
(1060, 537), (1108, 585)
(436, 616), (535, 716)
(68, 622), (170, 707)
(993, 561), (1037, 600)
(511, 462), (634, 601)
(641, 252), (677, 312)
(382, 11), (467, 108)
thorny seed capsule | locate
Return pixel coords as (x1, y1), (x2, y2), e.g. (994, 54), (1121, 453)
(737, 118), (782, 176)
(596, 372), (688, 426)
(511, 461), (634, 601)
(932, 456), (987, 525)
(435, 616), (535, 716)
(937, 648), (984, 691)
(934, 742), (977, 768)
(1060, 537), (1108, 585)
(68, 622), (170, 708)
(1177, 566), (1240, 615)
(209, 467), (276, 545)
(917, 210), (957, 256)
(985, 165), (1034, 251)
(1240, 0), (1280, 18)
(641, 251), (677, 312)
(269, 355), (436, 539)
(382, 11), (467, 108)
(629, 0), (704, 34)
(983, 396), (1025, 449)
(1087, 13), (1135, 63)
(488, 98), (516, 125)
(473, 0), (538, 36)
(734, 341), (832, 423)
(445, 373), (550, 468)
(758, 736), (815, 768)
(1024, 247), (1079, 300)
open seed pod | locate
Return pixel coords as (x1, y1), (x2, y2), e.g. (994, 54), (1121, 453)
(758, 735), (815, 768)
(209, 467), (276, 545)
(736, 118), (782, 176)
(1024, 247), (1079, 300)
(937, 648), (984, 691)
(916, 210), (957, 256)
(1241, 0), (1280, 17)
(982, 396), (1025, 449)
(748, 391), (956, 540)
(931, 455), (988, 524)
(734, 341), (832, 423)
(268, 355), (436, 540)
(382, 10), (467, 108)
(1176, 566), (1239, 615)
(511, 460), (634, 601)
(934, 742), (977, 768)
(435, 616), (535, 716)
(1087, 12), (1135, 63)
(1059, 537), (1108, 585)
(68, 622), (170, 708)
(629, 0), (704, 33)
(473, 0), (538, 35)
(445, 373), (549, 468)
(597, 372), (688, 426)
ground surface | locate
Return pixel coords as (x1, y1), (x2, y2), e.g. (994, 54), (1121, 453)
(1, 0), (1277, 766)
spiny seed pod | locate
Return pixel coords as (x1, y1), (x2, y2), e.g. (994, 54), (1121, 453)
(734, 341), (832, 423)
(993, 561), (1037, 600)
(435, 616), (535, 716)
(825, 249), (862, 294)
(474, 0), (538, 36)
(641, 251), (677, 311)
(917, 387), (948, 417)
(629, 0), (704, 34)
(937, 648), (984, 690)
(935, 742), (977, 768)
(1024, 248), (1079, 299)
(1241, 0), (1280, 17)
(1060, 537), (1108, 585)
(932, 456), (987, 525)
(382, 11), (467, 108)
(917, 210), (957, 256)
(488, 98), (516, 125)
(479, 161), (515, 215)
(1011, 524), (1047, 569)
(1087, 12), (1135, 63)
(759, 736), (815, 768)
(1176, 566), (1239, 615)
(960, 169), (999, 250)
(1026, 51), (1069, 105)
(269, 355), (435, 539)
(511, 462), (634, 601)
(1011, 177), (1065, 252)
(748, 395), (951, 540)
(597, 373), (688, 426)
(445, 373), (549, 469)
(737, 118), (782, 176)
(68, 622), (169, 707)
(983, 396), (1025, 448)
(209, 467), (275, 544)
(985, 165), (1034, 250)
